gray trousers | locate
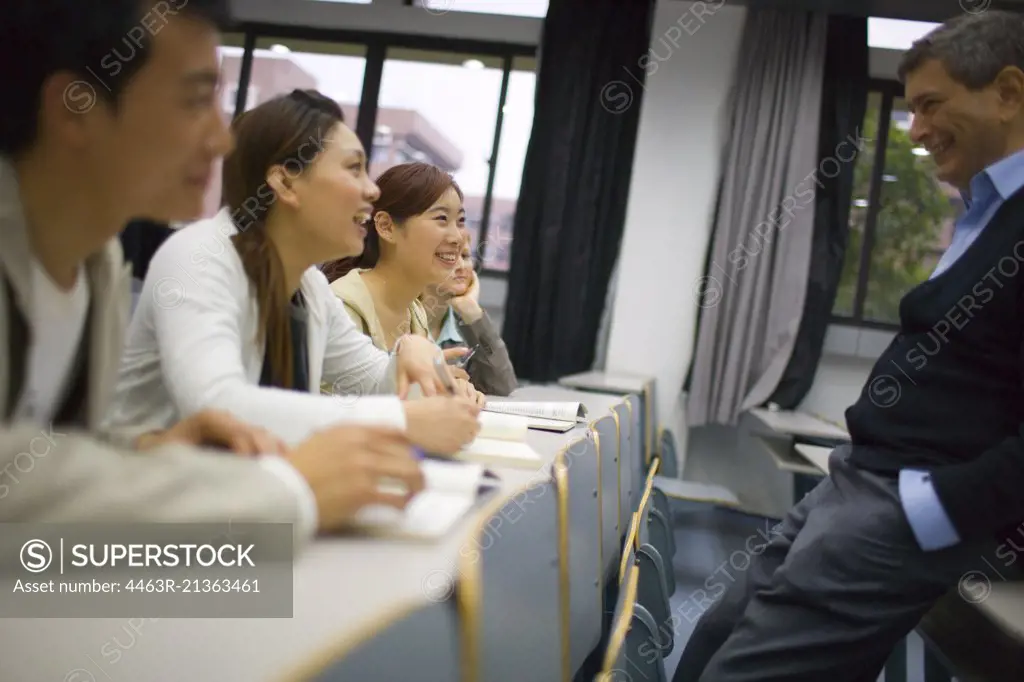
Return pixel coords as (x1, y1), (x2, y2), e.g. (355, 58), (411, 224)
(672, 444), (1016, 682)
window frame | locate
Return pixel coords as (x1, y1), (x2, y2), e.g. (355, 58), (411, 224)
(830, 77), (961, 331)
(228, 22), (536, 278)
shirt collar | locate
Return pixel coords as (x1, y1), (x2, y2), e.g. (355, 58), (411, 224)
(437, 305), (464, 345)
(964, 147), (1024, 207)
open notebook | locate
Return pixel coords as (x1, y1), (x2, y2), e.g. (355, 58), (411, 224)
(483, 400), (589, 433)
(353, 459), (499, 540)
(453, 411), (544, 468)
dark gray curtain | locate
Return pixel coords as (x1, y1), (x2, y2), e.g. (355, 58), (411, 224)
(501, 0), (655, 383)
(686, 9), (828, 428)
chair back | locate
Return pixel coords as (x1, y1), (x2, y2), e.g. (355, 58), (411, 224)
(557, 438), (603, 673)
(298, 599), (461, 682)
(592, 414), (622, 580)
(598, 560), (640, 682)
(597, 558), (667, 682)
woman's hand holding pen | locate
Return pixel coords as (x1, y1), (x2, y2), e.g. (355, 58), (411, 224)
(403, 397), (481, 455)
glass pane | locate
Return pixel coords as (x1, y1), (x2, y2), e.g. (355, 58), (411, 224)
(375, 48), (504, 257)
(867, 18), (939, 50)
(482, 55), (536, 271)
(862, 96), (965, 324)
(245, 39), (366, 118)
(206, 39), (366, 219)
(833, 91), (881, 318)
(415, 0), (548, 18)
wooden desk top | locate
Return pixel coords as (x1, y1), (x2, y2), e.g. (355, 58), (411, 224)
(747, 408), (850, 442)
(0, 388), (612, 681)
(793, 444), (832, 475)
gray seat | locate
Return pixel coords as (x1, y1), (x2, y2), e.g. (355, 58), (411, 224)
(652, 428), (741, 508)
(470, 477), (566, 682)
(555, 437), (603, 675)
(302, 599), (461, 682)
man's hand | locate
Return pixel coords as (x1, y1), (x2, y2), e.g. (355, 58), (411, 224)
(403, 396), (481, 455)
(286, 426), (426, 530)
(395, 335), (466, 398)
(136, 409), (285, 456)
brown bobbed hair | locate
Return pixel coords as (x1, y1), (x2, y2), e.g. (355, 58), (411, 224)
(321, 162), (463, 283)
(223, 89), (343, 389)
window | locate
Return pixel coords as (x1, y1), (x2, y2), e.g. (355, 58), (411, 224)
(481, 55), (535, 271)
(243, 39), (367, 120)
(220, 30), (536, 276)
(833, 83), (964, 326)
(412, 0), (548, 18)
(375, 48), (529, 272)
(867, 18), (938, 50)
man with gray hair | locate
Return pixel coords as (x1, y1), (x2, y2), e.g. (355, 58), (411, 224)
(674, 10), (1024, 681)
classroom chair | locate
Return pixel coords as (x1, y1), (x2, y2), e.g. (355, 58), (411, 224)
(597, 561), (669, 682)
(620, 501), (673, 659)
(651, 426), (741, 510)
(459, 476), (568, 682)
(639, 459), (676, 598)
(556, 439), (604, 676)
(295, 599), (462, 682)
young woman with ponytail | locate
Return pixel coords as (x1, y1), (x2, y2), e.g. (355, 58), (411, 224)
(105, 90), (480, 454)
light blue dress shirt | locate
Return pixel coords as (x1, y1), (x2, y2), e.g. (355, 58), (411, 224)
(900, 148), (1024, 551)
(435, 305), (465, 348)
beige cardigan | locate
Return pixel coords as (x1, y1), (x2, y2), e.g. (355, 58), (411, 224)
(330, 269), (431, 351)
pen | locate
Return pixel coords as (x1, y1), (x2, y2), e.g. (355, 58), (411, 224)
(452, 344), (479, 369)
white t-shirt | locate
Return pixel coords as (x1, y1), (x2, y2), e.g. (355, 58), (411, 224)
(12, 259), (318, 535)
(13, 262), (90, 424)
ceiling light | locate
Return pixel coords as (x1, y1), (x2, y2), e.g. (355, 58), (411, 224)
(462, 59), (485, 70)
(269, 44), (291, 54)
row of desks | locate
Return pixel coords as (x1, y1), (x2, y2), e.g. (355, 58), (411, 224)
(0, 385), (627, 681)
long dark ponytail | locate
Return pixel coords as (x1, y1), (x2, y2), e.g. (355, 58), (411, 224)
(223, 89), (343, 389)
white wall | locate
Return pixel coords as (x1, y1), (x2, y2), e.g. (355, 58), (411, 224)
(605, 0), (749, 467)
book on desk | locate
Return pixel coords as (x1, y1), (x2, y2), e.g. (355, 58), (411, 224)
(353, 458), (500, 540)
(482, 400), (588, 433)
(454, 411), (545, 467)
(351, 411), (546, 540)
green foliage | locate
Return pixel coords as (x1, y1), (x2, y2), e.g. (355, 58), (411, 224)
(834, 103), (959, 323)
